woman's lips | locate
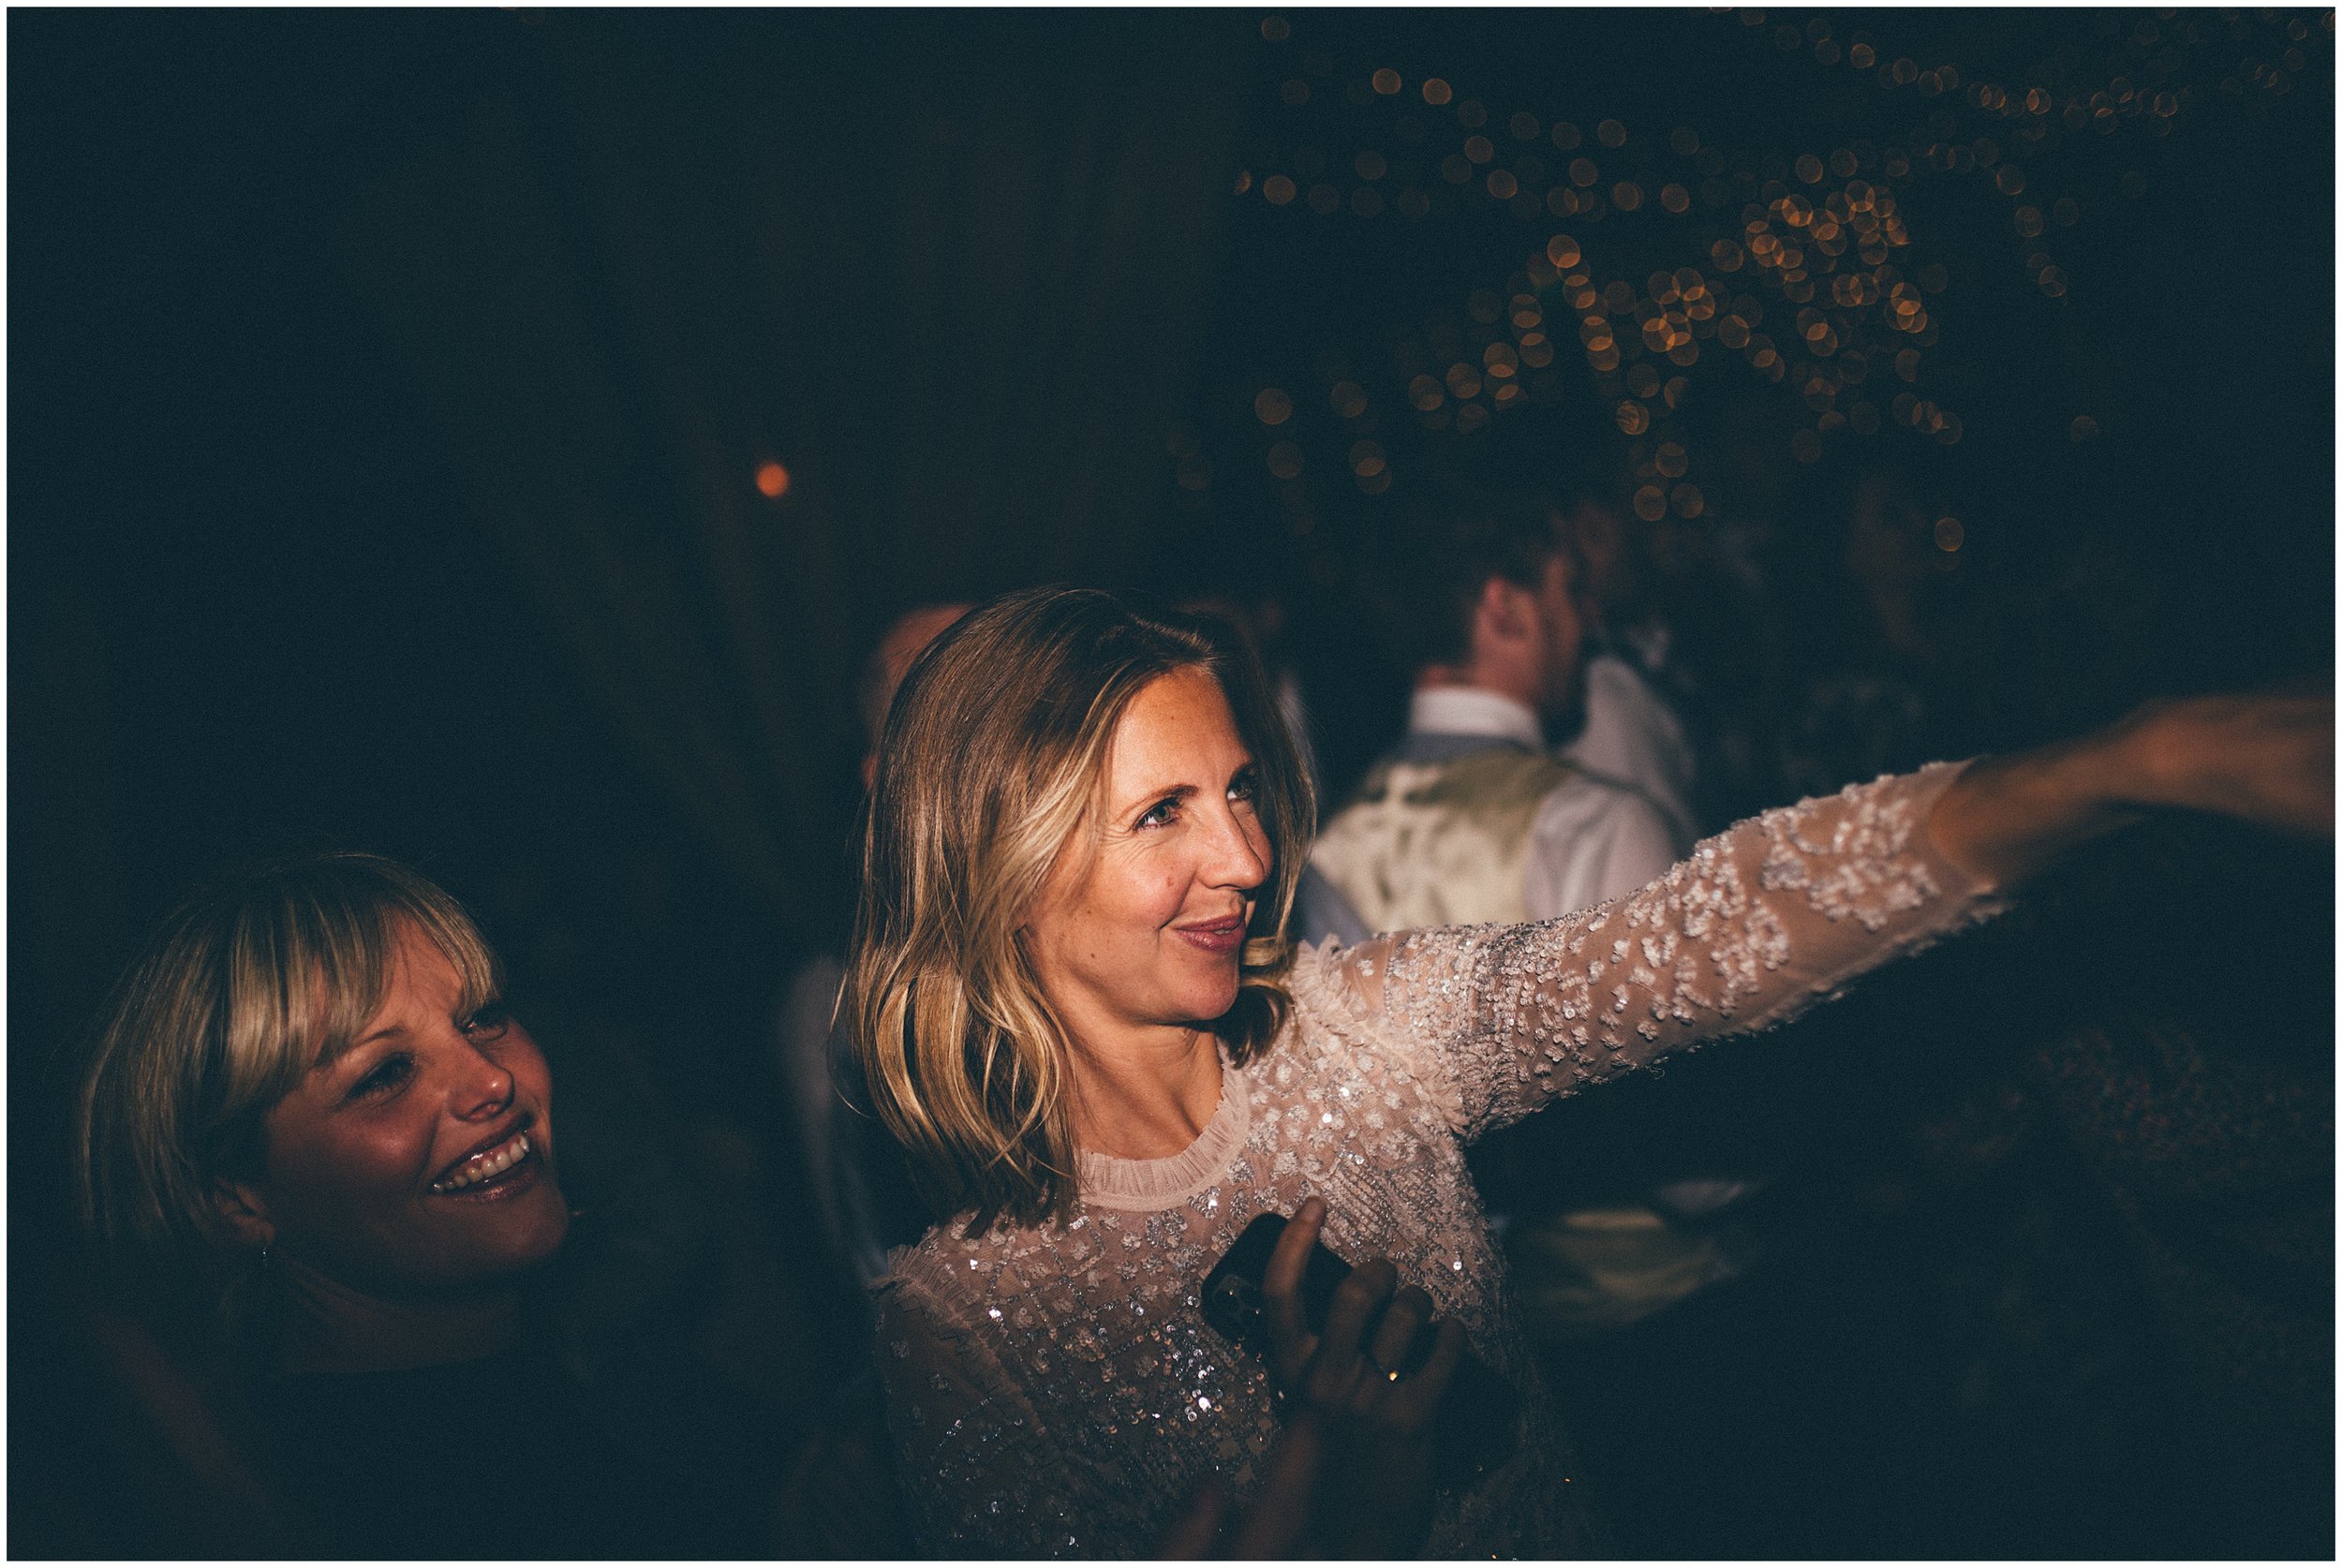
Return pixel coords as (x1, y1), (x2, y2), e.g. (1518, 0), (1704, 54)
(1174, 915), (1247, 954)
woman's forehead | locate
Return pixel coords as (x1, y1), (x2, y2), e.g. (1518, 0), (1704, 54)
(1105, 670), (1248, 780)
(305, 920), (477, 1066)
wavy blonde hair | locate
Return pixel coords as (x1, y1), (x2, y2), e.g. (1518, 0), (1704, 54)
(73, 853), (501, 1265)
(843, 586), (1314, 1235)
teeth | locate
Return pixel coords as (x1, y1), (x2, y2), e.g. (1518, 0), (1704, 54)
(433, 1132), (530, 1193)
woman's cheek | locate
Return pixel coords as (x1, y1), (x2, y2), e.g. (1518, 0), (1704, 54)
(1153, 866), (1190, 922)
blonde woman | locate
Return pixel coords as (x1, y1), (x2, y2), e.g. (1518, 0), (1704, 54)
(845, 585), (2327, 1558)
(70, 853), (773, 1558)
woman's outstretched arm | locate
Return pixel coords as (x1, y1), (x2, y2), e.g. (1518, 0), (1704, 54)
(1305, 691), (2331, 1146)
(1927, 692), (2332, 889)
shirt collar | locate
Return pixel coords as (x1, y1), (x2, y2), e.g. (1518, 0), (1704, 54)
(1407, 687), (1544, 748)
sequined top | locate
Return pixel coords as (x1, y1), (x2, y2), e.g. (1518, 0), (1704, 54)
(875, 763), (2003, 1558)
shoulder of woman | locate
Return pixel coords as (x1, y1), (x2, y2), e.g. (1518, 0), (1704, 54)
(871, 1218), (1033, 1318)
(1282, 939), (1381, 1040)
(870, 1251), (984, 1354)
(872, 1225), (968, 1294)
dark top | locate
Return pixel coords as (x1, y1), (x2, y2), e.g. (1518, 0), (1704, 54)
(251, 1340), (766, 1560)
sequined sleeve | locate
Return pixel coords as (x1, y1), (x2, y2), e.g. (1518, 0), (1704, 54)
(1322, 762), (2007, 1144)
(872, 1272), (1080, 1559)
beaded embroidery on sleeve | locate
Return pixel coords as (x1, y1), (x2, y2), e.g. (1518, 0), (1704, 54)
(873, 763), (2004, 1558)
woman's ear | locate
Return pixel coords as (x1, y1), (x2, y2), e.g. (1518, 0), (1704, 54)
(211, 1178), (276, 1251)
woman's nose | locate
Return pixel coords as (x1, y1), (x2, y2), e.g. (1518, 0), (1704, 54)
(451, 1040), (516, 1121)
(1207, 806), (1271, 890)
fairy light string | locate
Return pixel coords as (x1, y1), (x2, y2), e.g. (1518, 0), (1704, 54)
(1211, 8), (2332, 544)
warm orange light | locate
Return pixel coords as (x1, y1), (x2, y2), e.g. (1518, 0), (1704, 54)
(756, 461), (791, 498)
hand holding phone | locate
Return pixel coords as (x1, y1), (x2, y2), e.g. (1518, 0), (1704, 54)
(1200, 1198), (1519, 1487)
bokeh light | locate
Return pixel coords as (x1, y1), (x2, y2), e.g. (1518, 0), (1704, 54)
(1233, 8), (2326, 536)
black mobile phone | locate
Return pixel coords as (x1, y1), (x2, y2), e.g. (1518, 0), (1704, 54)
(1198, 1211), (1519, 1486)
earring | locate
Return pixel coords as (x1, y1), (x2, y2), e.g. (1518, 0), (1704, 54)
(259, 1242), (273, 1272)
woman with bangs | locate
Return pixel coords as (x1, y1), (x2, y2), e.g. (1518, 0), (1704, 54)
(846, 584), (2330, 1558)
(70, 853), (773, 1559)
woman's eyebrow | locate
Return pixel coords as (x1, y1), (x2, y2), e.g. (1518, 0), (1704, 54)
(1119, 780), (1197, 813)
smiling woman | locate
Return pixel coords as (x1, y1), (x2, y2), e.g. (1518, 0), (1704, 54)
(69, 854), (773, 1558)
(846, 585), (2330, 1559)
(845, 588), (1312, 1235)
(1021, 667), (1275, 1159)
(215, 925), (567, 1309)
(75, 856), (556, 1281)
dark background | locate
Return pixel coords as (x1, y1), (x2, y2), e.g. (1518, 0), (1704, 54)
(10, 7), (2333, 1556)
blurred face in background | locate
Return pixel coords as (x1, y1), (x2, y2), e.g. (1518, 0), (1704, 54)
(861, 603), (973, 790)
(1530, 550), (1591, 730)
(1564, 499), (1630, 623)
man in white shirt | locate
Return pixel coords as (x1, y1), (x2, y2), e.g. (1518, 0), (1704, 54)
(1305, 489), (1678, 939)
(1301, 485), (1745, 1337)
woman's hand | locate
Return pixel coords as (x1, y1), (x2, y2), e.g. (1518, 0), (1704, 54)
(1260, 1196), (1468, 1556)
(1263, 1198), (1466, 1426)
(2112, 692), (2333, 836)
(1153, 1420), (1327, 1560)
(1159, 1197), (1469, 1557)
(1929, 691), (2333, 890)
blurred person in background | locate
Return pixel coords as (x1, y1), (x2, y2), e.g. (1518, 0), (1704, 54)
(1553, 486), (1703, 854)
(777, 601), (971, 1293)
(1315, 483), (1755, 1334)
(1305, 482), (1679, 941)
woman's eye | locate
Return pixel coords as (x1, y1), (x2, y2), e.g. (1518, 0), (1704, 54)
(463, 1003), (511, 1041)
(1227, 769), (1258, 806)
(1135, 797), (1180, 830)
(350, 1055), (415, 1100)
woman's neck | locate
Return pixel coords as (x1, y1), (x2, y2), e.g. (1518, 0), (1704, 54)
(270, 1253), (522, 1377)
(1068, 1024), (1223, 1161)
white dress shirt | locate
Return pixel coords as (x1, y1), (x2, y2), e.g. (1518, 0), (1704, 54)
(1409, 687), (1681, 919)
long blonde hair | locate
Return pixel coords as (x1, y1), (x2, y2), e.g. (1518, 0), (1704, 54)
(74, 853), (501, 1265)
(843, 587), (1313, 1235)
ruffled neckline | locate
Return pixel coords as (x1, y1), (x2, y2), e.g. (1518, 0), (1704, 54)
(1076, 1054), (1252, 1211)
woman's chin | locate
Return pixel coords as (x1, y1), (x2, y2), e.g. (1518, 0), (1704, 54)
(1178, 981), (1243, 1025)
(431, 1186), (572, 1287)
